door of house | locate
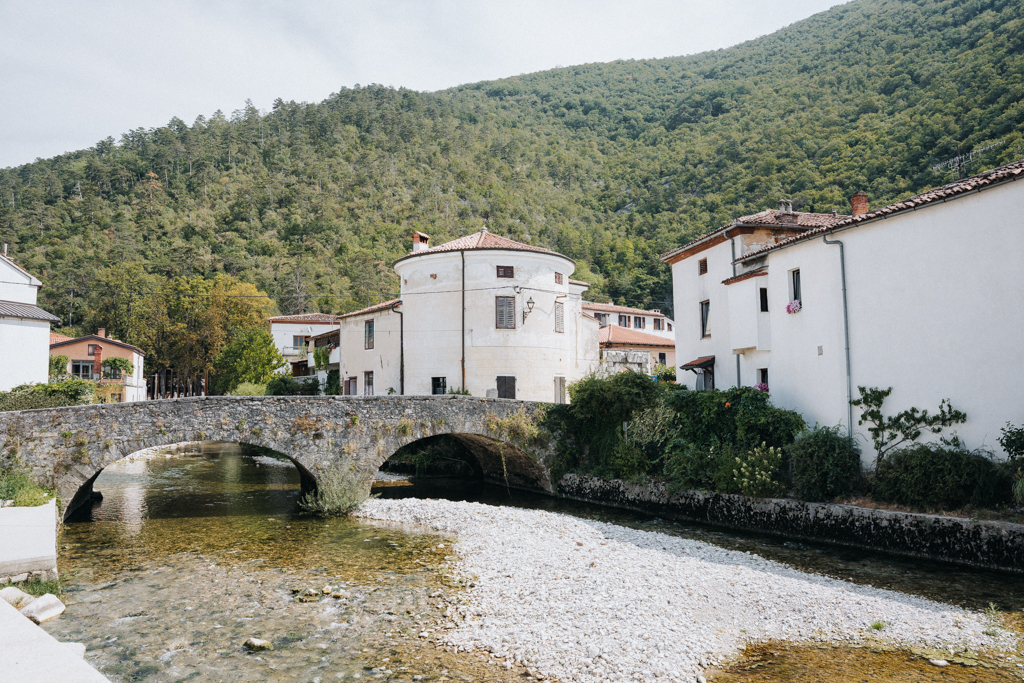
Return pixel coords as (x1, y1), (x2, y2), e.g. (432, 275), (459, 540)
(496, 375), (516, 399)
(554, 377), (566, 404)
(345, 377), (357, 395)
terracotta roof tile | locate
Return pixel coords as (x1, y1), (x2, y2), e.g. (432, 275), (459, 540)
(394, 227), (570, 264)
(338, 299), (401, 320)
(599, 326), (675, 348)
(268, 312), (341, 323)
(49, 333), (73, 345)
(680, 355), (715, 370)
(582, 301), (671, 318)
(738, 159), (1024, 261)
(50, 334), (145, 356)
(722, 267), (768, 285)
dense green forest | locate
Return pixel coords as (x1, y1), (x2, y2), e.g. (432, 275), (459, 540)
(1, 0), (1022, 372)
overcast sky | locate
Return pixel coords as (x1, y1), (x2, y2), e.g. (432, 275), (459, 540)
(0, 0), (845, 169)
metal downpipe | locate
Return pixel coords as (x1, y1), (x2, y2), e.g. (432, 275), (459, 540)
(823, 233), (853, 437)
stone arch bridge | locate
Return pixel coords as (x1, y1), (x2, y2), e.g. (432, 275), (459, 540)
(0, 396), (556, 519)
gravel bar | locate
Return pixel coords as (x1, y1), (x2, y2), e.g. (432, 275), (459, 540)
(355, 498), (1016, 683)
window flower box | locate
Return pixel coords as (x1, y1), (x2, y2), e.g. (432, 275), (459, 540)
(786, 299), (802, 314)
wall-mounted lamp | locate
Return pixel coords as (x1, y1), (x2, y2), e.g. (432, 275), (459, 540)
(523, 296), (535, 323)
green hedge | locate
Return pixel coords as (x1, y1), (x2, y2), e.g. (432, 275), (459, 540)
(787, 425), (861, 502)
(872, 441), (1013, 510)
(265, 375), (321, 396)
(0, 379), (96, 412)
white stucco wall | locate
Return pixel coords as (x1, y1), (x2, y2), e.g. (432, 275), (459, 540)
(270, 321), (340, 374)
(0, 318), (50, 391)
(338, 309), (402, 396)
(0, 258), (39, 305)
(396, 248), (597, 401)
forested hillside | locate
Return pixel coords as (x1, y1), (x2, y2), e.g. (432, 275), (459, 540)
(1, 0), (1022, 372)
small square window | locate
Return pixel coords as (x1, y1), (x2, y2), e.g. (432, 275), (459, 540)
(698, 258), (708, 275)
(432, 377), (447, 395)
(497, 265), (514, 278)
(653, 319), (663, 331)
(658, 352), (667, 365)
(496, 375), (516, 399)
(87, 344), (98, 356)
(758, 368), (769, 385)
(555, 272), (563, 285)
(634, 316), (645, 329)
(618, 314), (630, 328)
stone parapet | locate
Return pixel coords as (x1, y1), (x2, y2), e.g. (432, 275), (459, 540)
(558, 474), (1024, 573)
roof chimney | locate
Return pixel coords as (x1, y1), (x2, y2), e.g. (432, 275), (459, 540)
(97, 328), (105, 337)
(777, 199), (794, 214)
(850, 191), (869, 217)
(2, 243), (7, 257)
(411, 231), (430, 253)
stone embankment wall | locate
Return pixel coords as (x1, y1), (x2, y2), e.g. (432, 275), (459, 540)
(558, 474), (1024, 573)
(0, 395), (556, 519)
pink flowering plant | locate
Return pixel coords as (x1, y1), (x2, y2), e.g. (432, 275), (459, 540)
(754, 382), (769, 392)
(786, 299), (802, 314)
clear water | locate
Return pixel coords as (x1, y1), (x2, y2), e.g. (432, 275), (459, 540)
(43, 442), (1024, 682)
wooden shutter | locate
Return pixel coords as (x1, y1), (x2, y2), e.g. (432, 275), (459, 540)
(496, 296), (515, 329)
(554, 302), (564, 333)
(555, 272), (563, 284)
(497, 265), (514, 278)
(698, 258), (708, 275)
(497, 376), (506, 397)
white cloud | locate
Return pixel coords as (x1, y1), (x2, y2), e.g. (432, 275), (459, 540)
(0, 0), (845, 168)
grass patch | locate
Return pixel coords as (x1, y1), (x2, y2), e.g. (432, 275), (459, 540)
(870, 621), (885, 630)
(298, 464), (374, 516)
(2, 577), (63, 597)
(0, 469), (57, 507)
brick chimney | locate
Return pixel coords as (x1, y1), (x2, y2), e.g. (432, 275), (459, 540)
(411, 231), (430, 252)
(92, 344), (103, 380)
(850, 191), (869, 217)
(97, 328), (105, 338)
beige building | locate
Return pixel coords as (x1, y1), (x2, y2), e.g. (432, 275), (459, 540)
(49, 328), (147, 402)
(599, 325), (676, 375)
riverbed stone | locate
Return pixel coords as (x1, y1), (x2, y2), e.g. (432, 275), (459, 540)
(19, 593), (66, 623)
(244, 637), (273, 651)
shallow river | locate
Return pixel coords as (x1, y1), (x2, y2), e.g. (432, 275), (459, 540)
(44, 442), (1024, 682)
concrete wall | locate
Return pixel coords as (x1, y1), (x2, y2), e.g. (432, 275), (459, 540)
(395, 248), (598, 401)
(0, 318), (50, 391)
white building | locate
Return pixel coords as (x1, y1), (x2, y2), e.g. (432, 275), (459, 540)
(307, 228), (601, 402)
(581, 301), (675, 340)
(268, 313), (341, 374)
(661, 160), (1024, 460)
(0, 249), (60, 391)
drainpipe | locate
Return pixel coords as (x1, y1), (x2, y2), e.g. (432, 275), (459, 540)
(823, 233), (853, 437)
(461, 250), (466, 392)
(394, 303), (404, 395)
(730, 233), (741, 387)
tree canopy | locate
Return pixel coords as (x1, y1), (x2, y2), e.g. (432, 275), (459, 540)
(1, 0), (1021, 325)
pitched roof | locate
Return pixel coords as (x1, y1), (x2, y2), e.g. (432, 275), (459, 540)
(738, 159), (1024, 261)
(268, 312), (341, 323)
(568, 279), (590, 287)
(393, 227), (571, 265)
(50, 332), (73, 345)
(722, 267), (768, 285)
(599, 326), (675, 348)
(338, 299), (401, 320)
(0, 299), (60, 323)
(582, 301), (672, 319)
(660, 207), (847, 263)
(50, 334), (145, 356)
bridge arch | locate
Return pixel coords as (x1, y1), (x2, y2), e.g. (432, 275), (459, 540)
(0, 395), (555, 519)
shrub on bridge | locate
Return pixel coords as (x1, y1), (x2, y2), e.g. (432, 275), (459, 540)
(266, 376), (321, 396)
(0, 379), (96, 412)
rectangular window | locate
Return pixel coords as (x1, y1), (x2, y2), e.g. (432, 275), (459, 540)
(668, 323), (672, 331)
(496, 265), (514, 278)
(634, 316), (645, 329)
(698, 258), (708, 276)
(364, 320), (374, 349)
(554, 272), (563, 285)
(71, 361), (94, 379)
(432, 377), (447, 395)
(596, 313), (608, 327)
(554, 376), (566, 404)
(363, 371), (374, 396)
(292, 335), (306, 349)
(760, 288), (769, 312)
(496, 375), (516, 399)
(87, 344), (98, 356)
(554, 302), (564, 333)
(496, 296), (516, 329)
(618, 314), (630, 328)
(700, 300), (711, 338)
(653, 319), (663, 331)
(758, 368), (769, 386)
(790, 269), (802, 303)
(658, 352), (667, 365)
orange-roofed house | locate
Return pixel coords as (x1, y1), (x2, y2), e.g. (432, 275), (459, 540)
(50, 329), (147, 402)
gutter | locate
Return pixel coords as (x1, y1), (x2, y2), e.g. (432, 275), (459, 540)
(393, 303), (404, 395)
(730, 235), (740, 387)
(461, 250), (466, 392)
(822, 234), (853, 438)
